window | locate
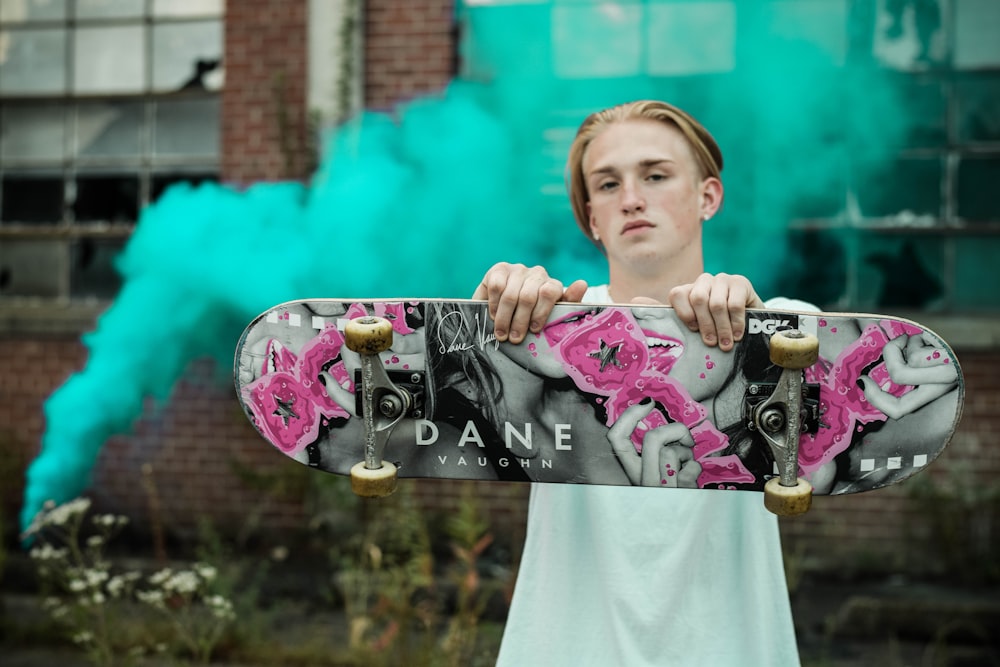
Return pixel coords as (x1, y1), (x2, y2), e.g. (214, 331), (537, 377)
(463, 0), (1000, 314)
(0, 0), (223, 302)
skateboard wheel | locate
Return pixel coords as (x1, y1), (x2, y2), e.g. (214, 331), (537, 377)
(769, 330), (820, 370)
(350, 461), (398, 498)
(763, 477), (813, 516)
(344, 316), (394, 355)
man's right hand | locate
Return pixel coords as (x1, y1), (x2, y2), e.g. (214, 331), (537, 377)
(472, 262), (588, 343)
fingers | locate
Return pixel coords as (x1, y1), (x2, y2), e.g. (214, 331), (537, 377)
(607, 401), (652, 484)
(473, 263), (586, 343)
(563, 279), (589, 303)
(881, 335), (959, 385)
(861, 377), (954, 420)
(669, 273), (762, 351)
(641, 422), (695, 487)
(320, 369), (359, 417)
(607, 401), (700, 488)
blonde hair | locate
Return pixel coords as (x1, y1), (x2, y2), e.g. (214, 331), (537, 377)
(566, 100), (723, 243)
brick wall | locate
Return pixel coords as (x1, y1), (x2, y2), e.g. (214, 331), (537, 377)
(780, 348), (1000, 577)
(5, 1), (998, 583)
(222, 0), (311, 184)
(363, 0), (456, 111)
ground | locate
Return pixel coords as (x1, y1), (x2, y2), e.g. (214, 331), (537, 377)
(3, 558), (998, 666)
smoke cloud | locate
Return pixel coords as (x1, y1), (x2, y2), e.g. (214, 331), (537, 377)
(22, 1), (921, 530)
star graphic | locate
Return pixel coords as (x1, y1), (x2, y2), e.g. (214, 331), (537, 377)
(588, 339), (624, 373)
(272, 396), (299, 427)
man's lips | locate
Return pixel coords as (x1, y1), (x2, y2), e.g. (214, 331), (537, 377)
(621, 220), (654, 234)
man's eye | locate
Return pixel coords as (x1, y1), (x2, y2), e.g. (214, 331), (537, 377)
(647, 173), (667, 181)
(599, 181), (618, 191)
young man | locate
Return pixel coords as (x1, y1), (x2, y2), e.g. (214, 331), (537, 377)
(473, 101), (804, 666)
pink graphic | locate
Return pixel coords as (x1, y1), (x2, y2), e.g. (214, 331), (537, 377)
(544, 308), (753, 487)
(799, 319), (923, 473)
(244, 318), (354, 455)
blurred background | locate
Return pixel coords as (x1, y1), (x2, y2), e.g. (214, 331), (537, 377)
(1, 0), (998, 665)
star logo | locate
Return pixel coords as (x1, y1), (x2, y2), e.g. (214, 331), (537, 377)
(272, 396), (300, 427)
(589, 339), (624, 373)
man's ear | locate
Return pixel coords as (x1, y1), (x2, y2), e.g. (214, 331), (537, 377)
(587, 201), (600, 241)
(700, 177), (723, 221)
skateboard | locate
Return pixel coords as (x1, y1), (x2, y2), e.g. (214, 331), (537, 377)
(234, 299), (963, 515)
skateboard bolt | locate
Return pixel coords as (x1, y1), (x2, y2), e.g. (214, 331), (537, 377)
(410, 373), (422, 384)
(760, 407), (785, 434)
(379, 395), (404, 418)
(782, 329), (805, 339)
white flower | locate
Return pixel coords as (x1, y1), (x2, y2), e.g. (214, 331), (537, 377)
(68, 579), (87, 593)
(149, 568), (173, 586)
(45, 498), (92, 527)
(85, 569), (109, 587)
(106, 575), (127, 598)
(30, 544), (68, 561)
(86, 535), (105, 548)
(194, 563), (217, 582)
(137, 590), (166, 607)
(205, 595), (236, 620)
(164, 571), (200, 594)
(72, 631), (94, 645)
(92, 592), (105, 605)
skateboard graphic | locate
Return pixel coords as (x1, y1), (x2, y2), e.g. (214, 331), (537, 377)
(234, 299), (964, 515)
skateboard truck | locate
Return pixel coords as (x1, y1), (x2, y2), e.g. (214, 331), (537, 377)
(749, 329), (820, 516)
(343, 315), (411, 498)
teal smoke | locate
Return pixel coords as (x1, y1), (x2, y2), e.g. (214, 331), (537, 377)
(22, 1), (920, 530)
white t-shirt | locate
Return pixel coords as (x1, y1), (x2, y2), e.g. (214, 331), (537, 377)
(495, 286), (806, 667)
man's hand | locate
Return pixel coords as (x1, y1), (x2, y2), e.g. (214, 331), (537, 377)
(668, 273), (763, 352)
(472, 262), (588, 343)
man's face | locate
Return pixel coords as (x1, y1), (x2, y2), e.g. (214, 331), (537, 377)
(582, 119), (719, 276)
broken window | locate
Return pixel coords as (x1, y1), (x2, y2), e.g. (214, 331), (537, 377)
(0, 1), (222, 303)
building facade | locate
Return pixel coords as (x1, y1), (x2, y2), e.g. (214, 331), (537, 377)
(2, 0), (998, 576)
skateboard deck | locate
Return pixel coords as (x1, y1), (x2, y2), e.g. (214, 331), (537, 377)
(234, 299), (963, 498)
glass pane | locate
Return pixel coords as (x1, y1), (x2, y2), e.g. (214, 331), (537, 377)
(957, 157), (1000, 222)
(854, 234), (945, 310)
(954, 0), (1000, 68)
(0, 103), (66, 161)
(152, 0), (224, 18)
(70, 237), (125, 299)
(785, 228), (849, 309)
(73, 174), (140, 223)
(154, 97), (219, 157)
(75, 0), (144, 19)
(1, 174), (63, 222)
(957, 75), (1000, 143)
(73, 25), (145, 93)
(0, 0), (67, 22)
(76, 101), (143, 158)
(151, 171), (217, 202)
(152, 20), (223, 92)
(0, 27), (67, 94)
(551, 4), (642, 78)
(953, 237), (1000, 310)
(761, 0), (849, 67)
(645, 2), (735, 75)
(872, 0), (947, 69)
(0, 239), (66, 298)
(856, 157), (941, 218)
(897, 77), (947, 148)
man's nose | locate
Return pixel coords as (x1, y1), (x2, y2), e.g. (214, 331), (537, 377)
(621, 180), (645, 213)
